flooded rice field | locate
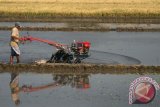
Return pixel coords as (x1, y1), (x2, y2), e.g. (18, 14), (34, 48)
(1, 28), (160, 107)
(0, 31), (160, 65)
(0, 72), (160, 107)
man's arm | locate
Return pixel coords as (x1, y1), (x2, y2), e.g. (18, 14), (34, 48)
(11, 35), (19, 39)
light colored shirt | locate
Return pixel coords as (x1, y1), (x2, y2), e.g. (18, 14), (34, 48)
(10, 27), (20, 47)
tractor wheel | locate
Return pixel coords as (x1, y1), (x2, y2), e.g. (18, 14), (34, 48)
(74, 57), (81, 63)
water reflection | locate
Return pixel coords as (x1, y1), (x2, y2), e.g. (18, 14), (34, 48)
(53, 74), (90, 89)
(10, 73), (20, 106)
(9, 73), (90, 106)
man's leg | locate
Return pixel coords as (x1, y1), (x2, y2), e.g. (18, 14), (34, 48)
(16, 55), (20, 63)
(10, 56), (14, 64)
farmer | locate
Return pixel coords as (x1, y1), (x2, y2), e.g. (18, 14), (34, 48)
(10, 22), (21, 64)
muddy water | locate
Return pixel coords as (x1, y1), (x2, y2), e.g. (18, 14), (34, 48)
(0, 31), (160, 65)
(0, 72), (160, 107)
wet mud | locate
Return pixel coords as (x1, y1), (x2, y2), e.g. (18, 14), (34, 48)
(88, 50), (141, 65)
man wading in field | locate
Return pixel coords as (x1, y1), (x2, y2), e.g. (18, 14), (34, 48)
(10, 22), (21, 64)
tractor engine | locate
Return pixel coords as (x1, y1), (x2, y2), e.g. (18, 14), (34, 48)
(47, 41), (91, 64)
(71, 41), (90, 56)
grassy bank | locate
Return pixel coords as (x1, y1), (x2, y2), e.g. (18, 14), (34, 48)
(0, 0), (160, 22)
(0, 64), (160, 74)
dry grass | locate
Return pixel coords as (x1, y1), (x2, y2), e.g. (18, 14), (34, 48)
(0, 0), (160, 20)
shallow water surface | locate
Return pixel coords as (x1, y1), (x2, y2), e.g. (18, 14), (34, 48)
(0, 31), (160, 65)
(0, 73), (160, 107)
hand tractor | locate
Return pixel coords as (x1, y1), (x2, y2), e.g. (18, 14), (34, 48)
(20, 35), (91, 63)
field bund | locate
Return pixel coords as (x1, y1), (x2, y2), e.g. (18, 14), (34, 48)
(1, 22), (160, 32)
(0, 64), (160, 74)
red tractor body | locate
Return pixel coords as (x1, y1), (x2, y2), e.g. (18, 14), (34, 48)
(71, 41), (91, 56)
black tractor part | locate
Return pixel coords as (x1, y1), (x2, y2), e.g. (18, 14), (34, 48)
(47, 49), (81, 63)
